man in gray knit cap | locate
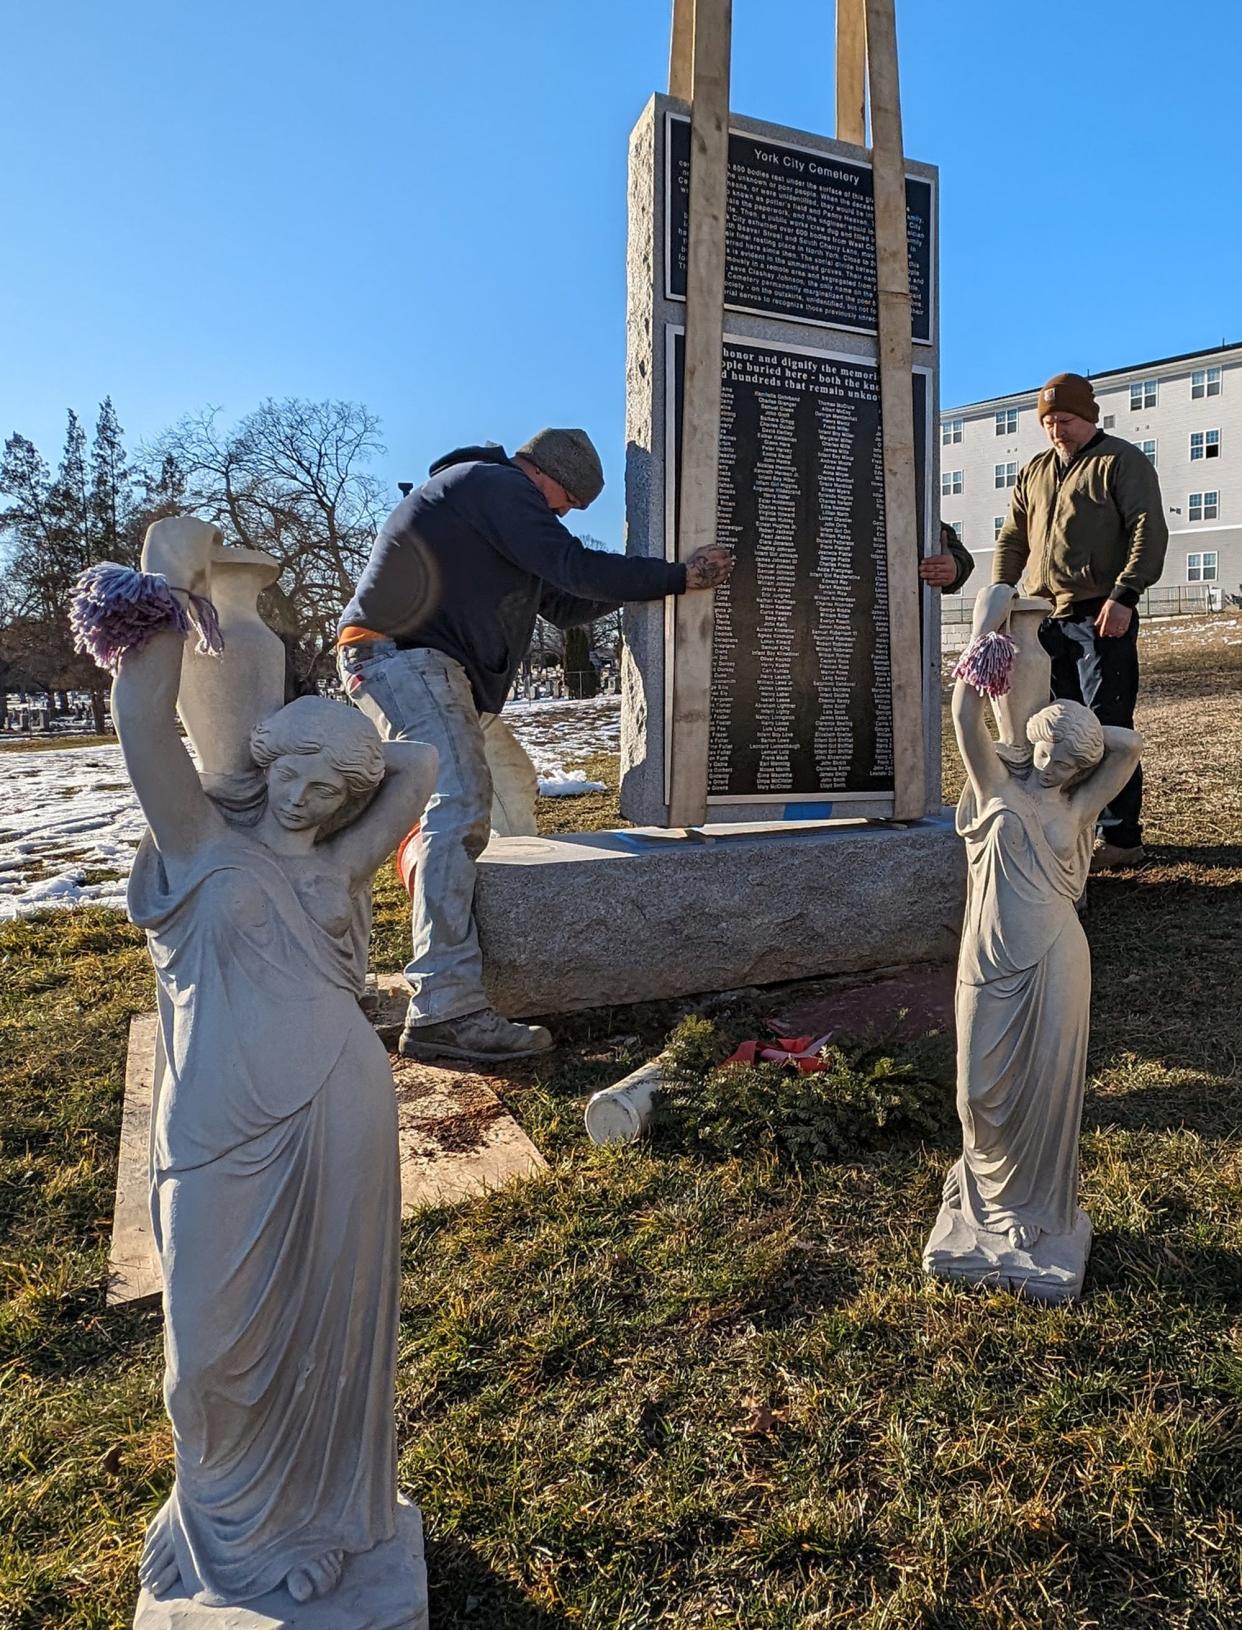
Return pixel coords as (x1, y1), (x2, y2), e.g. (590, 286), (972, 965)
(338, 429), (732, 1062)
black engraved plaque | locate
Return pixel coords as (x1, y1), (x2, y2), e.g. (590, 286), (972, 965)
(670, 335), (931, 800)
(667, 114), (933, 343)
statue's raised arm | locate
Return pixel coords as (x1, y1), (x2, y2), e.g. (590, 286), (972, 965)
(950, 582), (1021, 808)
(110, 517), (229, 869)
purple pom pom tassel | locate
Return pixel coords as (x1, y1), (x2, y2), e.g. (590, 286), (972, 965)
(952, 630), (1017, 698)
(70, 562), (224, 675)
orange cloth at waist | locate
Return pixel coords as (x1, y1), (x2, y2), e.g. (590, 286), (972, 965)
(336, 625), (387, 648)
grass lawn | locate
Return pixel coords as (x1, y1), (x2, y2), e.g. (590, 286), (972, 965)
(2, 621), (1240, 1628)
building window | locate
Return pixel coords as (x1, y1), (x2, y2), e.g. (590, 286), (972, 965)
(941, 469), (962, 496)
(945, 521), (962, 542)
(994, 408), (1018, 435)
(1191, 367), (1222, 399)
(1190, 429), (1220, 461)
(993, 515), (1005, 540)
(994, 462), (1017, 489)
(1187, 551), (1218, 582)
(1140, 439), (1157, 463)
(941, 417), (963, 445)
(1102, 414), (1116, 429)
(1130, 379), (1157, 411)
(1188, 491), (1219, 522)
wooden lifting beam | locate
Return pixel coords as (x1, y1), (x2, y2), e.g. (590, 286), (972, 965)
(859, 0), (925, 818)
(664, 0), (925, 825)
(666, 0), (732, 828)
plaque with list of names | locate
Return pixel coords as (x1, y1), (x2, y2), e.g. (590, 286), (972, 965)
(670, 334), (930, 801)
(666, 114), (933, 344)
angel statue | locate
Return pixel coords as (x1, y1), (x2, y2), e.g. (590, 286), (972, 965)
(72, 517), (435, 1626)
(923, 583), (1142, 1303)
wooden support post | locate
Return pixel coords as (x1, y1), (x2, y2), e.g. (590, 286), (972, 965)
(835, 0), (867, 145)
(864, 0), (925, 820)
(667, 0), (731, 828)
(669, 0), (694, 100)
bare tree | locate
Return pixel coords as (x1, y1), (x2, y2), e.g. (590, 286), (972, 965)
(149, 399), (387, 694)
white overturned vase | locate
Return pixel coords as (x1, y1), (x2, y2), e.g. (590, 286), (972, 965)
(584, 1058), (664, 1144)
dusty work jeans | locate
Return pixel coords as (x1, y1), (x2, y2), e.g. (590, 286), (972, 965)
(337, 641), (537, 1025)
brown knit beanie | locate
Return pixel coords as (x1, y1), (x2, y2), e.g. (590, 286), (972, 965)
(1035, 372), (1099, 423)
(515, 428), (604, 506)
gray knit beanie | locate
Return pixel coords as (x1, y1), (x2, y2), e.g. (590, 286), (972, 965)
(514, 428), (604, 507)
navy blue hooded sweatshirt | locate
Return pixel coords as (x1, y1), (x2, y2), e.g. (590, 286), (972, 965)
(339, 444), (686, 714)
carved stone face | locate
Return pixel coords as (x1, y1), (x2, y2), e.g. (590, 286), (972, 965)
(265, 749), (350, 831)
(1032, 736), (1079, 789)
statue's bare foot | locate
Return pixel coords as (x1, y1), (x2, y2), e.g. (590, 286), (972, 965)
(287, 1549), (345, 1603)
(1008, 1223), (1040, 1251)
(138, 1503), (182, 1599)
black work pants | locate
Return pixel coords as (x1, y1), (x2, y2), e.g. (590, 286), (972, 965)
(1039, 601), (1143, 847)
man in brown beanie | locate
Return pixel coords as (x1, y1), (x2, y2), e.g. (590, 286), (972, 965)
(993, 372), (1167, 868)
(337, 431), (732, 1061)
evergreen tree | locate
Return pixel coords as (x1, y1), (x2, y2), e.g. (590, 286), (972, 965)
(45, 409), (92, 576)
(0, 410), (130, 729)
(563, 624), (598, 699)
(90, 396), (133, 563)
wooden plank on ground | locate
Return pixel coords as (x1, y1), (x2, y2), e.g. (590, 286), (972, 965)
(865, 0), (926, 820)
(836, 0), (867, 144)
(107, 996), (547, 1307)
(667, 0), (732, 828)
(392, 1060), (546, 1210)
(107, 1013), (161, 1306)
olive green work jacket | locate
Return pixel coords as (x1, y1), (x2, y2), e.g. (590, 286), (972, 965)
(992, 431), (1168, 615)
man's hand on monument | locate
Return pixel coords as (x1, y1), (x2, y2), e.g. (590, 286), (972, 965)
(1094, 600), (1133, 638)
(918, 553), (958, 588)
(685, 546), (733, 590)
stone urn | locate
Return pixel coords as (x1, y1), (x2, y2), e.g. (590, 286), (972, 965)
(967, 584), (1055, 753)
(177, 544), (285, 813)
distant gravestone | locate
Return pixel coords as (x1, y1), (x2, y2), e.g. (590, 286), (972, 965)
(621, 96), (941, 826)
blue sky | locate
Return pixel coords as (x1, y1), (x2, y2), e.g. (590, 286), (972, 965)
(2, 0), (1237, 547)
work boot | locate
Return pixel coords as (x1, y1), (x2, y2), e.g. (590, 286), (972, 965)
(1090, 840), (1146, 872)
(399, 1006), (553, 1063)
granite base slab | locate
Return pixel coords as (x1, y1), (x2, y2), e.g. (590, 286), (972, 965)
(923, 1204), (1093, 1304)
(475, 814), (964, 1017)
(133, 1500), (427, 1629)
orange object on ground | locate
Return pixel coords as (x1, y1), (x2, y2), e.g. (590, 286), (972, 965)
(395, 823), (421, 896)
(723, 1034), (835, 1075)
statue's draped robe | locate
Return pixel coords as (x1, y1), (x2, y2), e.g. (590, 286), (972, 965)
(949, 777), (1093, 1239)
(129, 832), (397, 1605)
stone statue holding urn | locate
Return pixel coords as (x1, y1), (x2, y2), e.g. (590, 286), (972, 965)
(72, 517), (434, 1626)
(923, 583), (1142, 1303)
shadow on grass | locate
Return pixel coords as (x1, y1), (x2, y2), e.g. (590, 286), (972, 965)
(1084, 1078), (1242, 1136)
(2, 1281), (161, 1380)
(428, 1535), (573, 1629)
(1088, 1230), (1242, 1313)
(1142, 843), (1242, 873)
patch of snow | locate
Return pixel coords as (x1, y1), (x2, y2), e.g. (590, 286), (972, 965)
(1141, 617), (1239, 641)
(537, 773), (608, 797)
(0, 697), (624, 919)
(0, 742), (147, 921)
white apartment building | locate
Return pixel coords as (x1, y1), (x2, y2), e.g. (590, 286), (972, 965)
(938, 340), (1242, 603)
